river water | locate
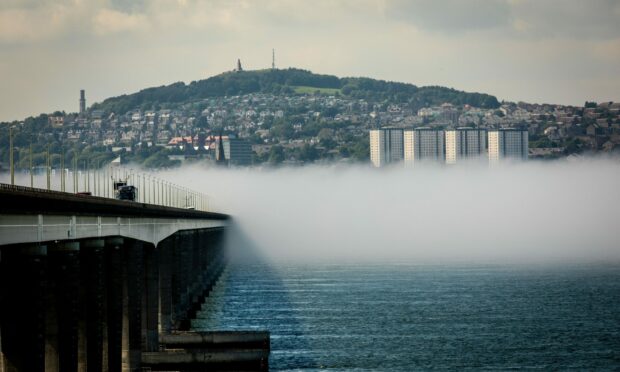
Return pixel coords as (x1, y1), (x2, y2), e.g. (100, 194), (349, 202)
(193, 262), (620, 370)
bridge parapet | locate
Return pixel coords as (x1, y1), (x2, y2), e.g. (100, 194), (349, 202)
(0, 183), (229, 246)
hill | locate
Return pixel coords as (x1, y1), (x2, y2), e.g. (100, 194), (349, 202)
(91, 68), (500, 114)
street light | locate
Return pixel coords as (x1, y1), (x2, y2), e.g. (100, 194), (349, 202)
(46, 145), (51, 190)
(73, 152), (79, 193)
(60, 147), (65, 192)
(9, 126), (15, 185)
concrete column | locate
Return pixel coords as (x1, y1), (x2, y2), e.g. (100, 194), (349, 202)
(144, 244), (159, 351)
(197, 230), (208, 286)
(105, 237), (123, 372)
(191, 230), (200, 296)
(44, 247), (59, 372)
(49, 241), (80, 372)
(170, 234), (182, 330)
(180, 231), (191, 313)
(0, 244), (47, 372)
(186, 230), (207, 322)
(176, 231), (193, 330)
(122, 240), (143, 372)
(80, 239), (105, 372)
(158, 237), (173, 335)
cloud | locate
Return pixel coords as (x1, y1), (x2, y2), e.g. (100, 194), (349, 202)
(0, 0), (619, 121)
(385, 0), (512, 33)
(93, 8), (148, 35)
(509, 0), (620, 40)
(109, 0), (147, 14)
(384, 0), (620, 40)
(0, 2), (81, 43)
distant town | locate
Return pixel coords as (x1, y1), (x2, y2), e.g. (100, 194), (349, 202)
(1, 68), (619, 171)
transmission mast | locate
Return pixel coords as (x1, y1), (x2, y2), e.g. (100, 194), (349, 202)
(272, 49), (275, 70)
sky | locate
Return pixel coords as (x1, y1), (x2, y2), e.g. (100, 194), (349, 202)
(1, 0), (619, 122)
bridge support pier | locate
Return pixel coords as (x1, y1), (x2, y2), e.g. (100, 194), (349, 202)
(177, 232), (191, 328)
(50, 241), (80, 372)
(0, 244), (47, 372)
(80, 239), (105, 372)
(144, 244), (159, 352)
(0, 225), (236, 372)
(122, 240), (143, 372)
(105, 237), (124, 372)
(158, 237), (173, 335)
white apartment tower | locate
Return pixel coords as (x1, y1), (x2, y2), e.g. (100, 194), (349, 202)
(445, 128), (487, 164)
(488, 129), (529, 163)
(369, 128), (404, 167)
(404, 128), (445, 167)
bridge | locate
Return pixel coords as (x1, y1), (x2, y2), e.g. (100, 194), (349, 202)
(0, 184), (269, 371)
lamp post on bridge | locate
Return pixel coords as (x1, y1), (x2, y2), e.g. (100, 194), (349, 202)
(146, 175), (151, 204)
(46, 145), (51, 190)
(73, 151), (79, 193)
(60, 147), (65, 192)
(29, 142), (33, 188)
(167, 181), (171, 207)
(161, 179), (165, 206)
(9, 126), (15, 185)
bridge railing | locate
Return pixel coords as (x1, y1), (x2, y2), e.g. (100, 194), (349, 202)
(0, 167), (212, 212)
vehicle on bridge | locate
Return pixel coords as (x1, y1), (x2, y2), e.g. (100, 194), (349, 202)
(113, 180), (137, 201)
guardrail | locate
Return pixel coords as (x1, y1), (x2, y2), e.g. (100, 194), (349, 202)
(0, 167), (211, 212)
(0, 183), (228, 220)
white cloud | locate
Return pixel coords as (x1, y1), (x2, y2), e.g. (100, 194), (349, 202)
(0, 3), (82, 43)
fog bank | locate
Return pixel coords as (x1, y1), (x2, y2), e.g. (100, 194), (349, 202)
(4, 159), (618, 264)
(160, 158), (620, 264)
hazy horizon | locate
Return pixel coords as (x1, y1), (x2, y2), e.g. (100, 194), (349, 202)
(1, 0), (619, 122)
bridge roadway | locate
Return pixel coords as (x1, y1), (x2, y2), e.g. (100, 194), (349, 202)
(0, 184), (269, 371)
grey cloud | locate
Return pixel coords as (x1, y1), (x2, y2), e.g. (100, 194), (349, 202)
(384, 0), (620, 40)
(385, 0), (513, 32)
(109, 0), (146, 14)
(510, 0), (620, 40)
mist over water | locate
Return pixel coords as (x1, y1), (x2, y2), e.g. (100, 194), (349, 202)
(161, 158), (620, 264)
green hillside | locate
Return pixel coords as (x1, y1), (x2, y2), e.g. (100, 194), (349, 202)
(90, 68), (500, 114)
(292, 86), (342, 95)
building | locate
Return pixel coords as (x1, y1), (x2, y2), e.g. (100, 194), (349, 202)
(79, 90), (86, 114)
(439, 103), (459, 125)
(226, 138), (252, 166)
(445, 128), (487, 164)
(48, 116), (64, 128)
(369, 128), (404, 167)
(488, 129), (528, 163)
(403, 128), (444, 166)
(215, 137), (252, 166)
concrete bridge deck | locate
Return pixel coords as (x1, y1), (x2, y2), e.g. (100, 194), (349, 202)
(0, 184), (269, 371)
(0, 183), (228, 247)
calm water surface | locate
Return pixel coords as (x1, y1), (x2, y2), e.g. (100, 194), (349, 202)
(193, 262), (620, 370)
